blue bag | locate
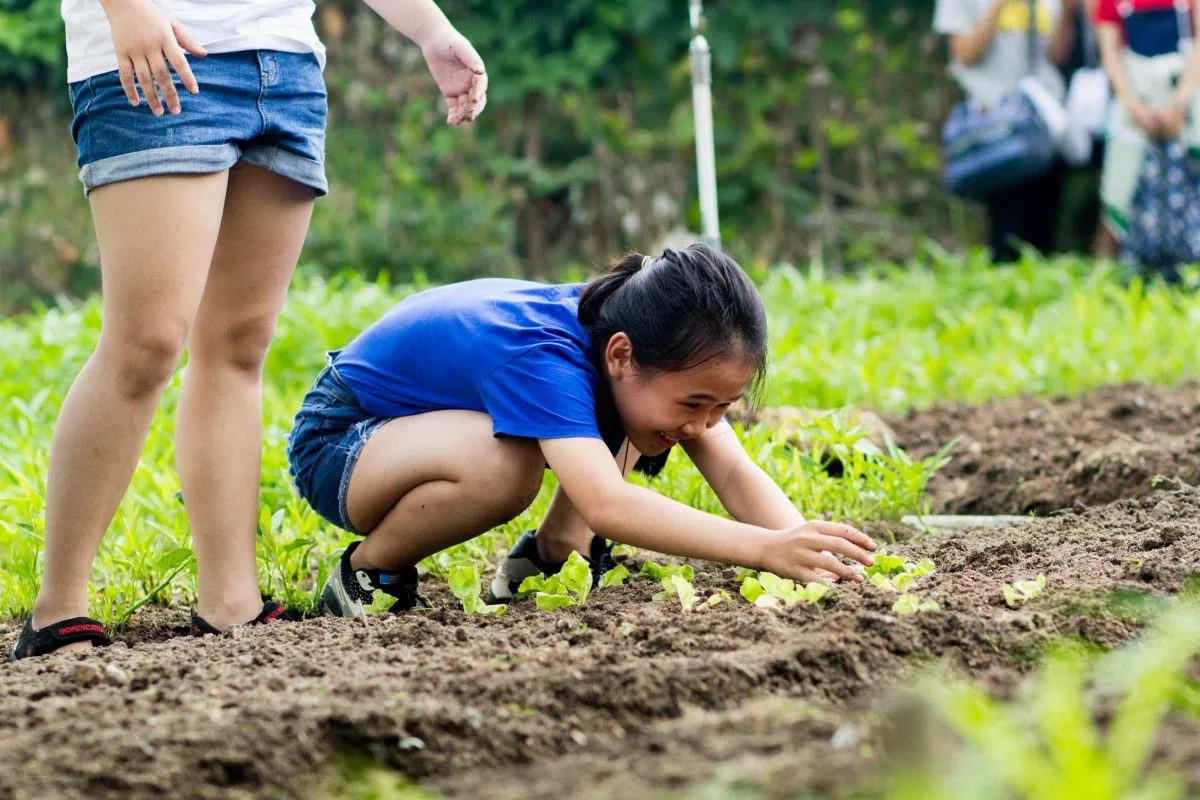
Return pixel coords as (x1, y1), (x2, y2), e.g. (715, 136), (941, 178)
(1123, 139), (1200, 283)
(941, 0), (1058, 199)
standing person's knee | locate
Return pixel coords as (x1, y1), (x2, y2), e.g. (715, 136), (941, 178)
(191, 314), (279, 376)
(474, 440), (546, 524)
(101, 321), (189, 401)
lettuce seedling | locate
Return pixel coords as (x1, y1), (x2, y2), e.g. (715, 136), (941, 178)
(892, 593), (941, 615)
(654, 574), (699, 610)
(518, 551), (593, 611)
(641, 560), (695, 582)
(1002, 573), (1046, 607)
(448, 563), (507, 616)
(740, 570), (832, 608)
(866, 552), (936, 593)
(598, 565), (629, 587)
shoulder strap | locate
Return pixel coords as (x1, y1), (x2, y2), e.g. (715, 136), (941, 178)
(1028, 0), (1040, 75)
(1177, 0), (1194, 55)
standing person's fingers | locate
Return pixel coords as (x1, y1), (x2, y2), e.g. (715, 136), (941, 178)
(118, 58), (140, 105)
(151, 53), (181, 114)
(467, 71), (488, 121)
(171, 19), (208, 58)
(134, 56), (164, 115)
(452, 38), (486, 75)
(165, 45), (200, 95)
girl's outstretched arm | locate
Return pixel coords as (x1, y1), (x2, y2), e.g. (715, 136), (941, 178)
(540, 437), (875, 583)
(357, 0), (488, 124)
(681, 420), (805, 530)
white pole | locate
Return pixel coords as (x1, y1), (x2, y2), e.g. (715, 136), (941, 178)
(689, 0), (721, 251)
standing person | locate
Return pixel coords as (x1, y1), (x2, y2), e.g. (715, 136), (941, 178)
(935, 0), (1078, 262)
(284, 246), (876, 618)
(12, 0), (487, 661)
(1096, 0), (1200, 274)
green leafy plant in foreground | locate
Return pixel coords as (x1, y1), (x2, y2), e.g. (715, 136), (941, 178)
(518, 551), (592, 611)
(864, 551), (940, 615)
(598, 565), (629, 587)
(1003, 573), (1048, 608)
(897, 600), (1200, 800)
(447, 563), (506, 616)
(739, 570), (832, 608)
(641, 560), (729, 611)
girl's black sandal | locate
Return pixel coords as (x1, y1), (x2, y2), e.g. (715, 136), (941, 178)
(190, 600), (290, 636)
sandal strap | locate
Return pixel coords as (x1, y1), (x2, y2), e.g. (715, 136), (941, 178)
(191, 600), (291, 637)
(11, 616), (111, 661)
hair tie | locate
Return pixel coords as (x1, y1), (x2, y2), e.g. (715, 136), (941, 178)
(640, 255), (654, 271)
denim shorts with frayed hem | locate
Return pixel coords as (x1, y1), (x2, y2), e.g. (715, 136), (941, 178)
(69, 49), (328, 197)
(286, 351), (388, 535)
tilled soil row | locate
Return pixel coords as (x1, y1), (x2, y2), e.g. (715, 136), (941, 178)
(2, 487), (1198, 799)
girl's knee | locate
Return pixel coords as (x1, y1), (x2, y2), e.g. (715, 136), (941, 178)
(192, 315), (279, 375)
(101, 324), (188, 400)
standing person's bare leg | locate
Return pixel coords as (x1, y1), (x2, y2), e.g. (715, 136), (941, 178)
(32, 173), (230, 649)
(176, 163), (316, 630)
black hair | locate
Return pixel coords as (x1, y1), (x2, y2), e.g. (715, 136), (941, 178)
(578, 243), (769, 476)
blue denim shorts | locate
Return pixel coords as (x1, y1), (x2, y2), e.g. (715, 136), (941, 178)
(286, 352), (389, 535)
(68, 50), (328, 197)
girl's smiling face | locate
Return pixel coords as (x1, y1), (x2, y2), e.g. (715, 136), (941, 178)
(603, 332), (756, 456)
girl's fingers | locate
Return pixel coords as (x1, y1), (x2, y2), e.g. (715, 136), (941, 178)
(150, 54), (180, 114)
(165, 44), (200, 95)
(808, 520), (876, 550)
(134, 56), (163, 115)
(453, 39), (486, 75)
(813, 552), (863, 583)
(467, 72), (488, 119)
(815, 535), (875, 566)
(118, 58), (140, 105)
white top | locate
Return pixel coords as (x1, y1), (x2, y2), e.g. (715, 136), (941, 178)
(62, 0), (326, 84)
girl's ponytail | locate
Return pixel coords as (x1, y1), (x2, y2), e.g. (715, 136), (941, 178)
(577, 253), (645, 328)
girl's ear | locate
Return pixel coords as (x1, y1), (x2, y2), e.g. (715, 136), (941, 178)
(604, 332), (635, 380)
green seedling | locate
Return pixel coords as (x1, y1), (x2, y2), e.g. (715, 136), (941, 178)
(641, 560), (695, 582)
(448, 563), (507, 616)
(892, 593), (941, 615)
(654, 574), (699, 610)
(1002, 573), (1047, 607)
(598, 564), (629, 587)
(866, 552), (936, 593)
(518, 551), (592, 611)
(740, 570), (832, 608)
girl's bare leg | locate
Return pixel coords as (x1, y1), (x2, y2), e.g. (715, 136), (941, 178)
(343, 411), (547, 571)
(176, 163), (315, 630)
(32, 173), (230, 645)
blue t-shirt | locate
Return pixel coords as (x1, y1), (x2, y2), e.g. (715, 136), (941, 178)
(333, 279), (602, 442)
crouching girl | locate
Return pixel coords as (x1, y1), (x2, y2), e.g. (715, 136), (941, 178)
(285, 244), (875, 615)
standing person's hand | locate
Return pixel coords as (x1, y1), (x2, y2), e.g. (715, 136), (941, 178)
(103, 0), (206, 116)
(758, 521), (876, 584)
(1130, 101), (1164, 138)
(420, 26), (488, 125)
(1158, 100), (1187, 140)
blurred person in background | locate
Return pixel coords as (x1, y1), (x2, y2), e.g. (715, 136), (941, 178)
(935, 0), (1078, 262)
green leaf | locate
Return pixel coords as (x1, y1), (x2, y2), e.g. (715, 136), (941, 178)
(598, 564), (629, 587)
(535, 593), (574, 611)
(156, 547), (193, 572)
(740, 577), (766, 604)
(670, 575), (698, 611)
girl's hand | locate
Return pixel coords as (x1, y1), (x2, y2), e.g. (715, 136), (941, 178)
(1158, 101), (1187, 140)
(420, 26), (488, 125)
(759, 521), (876, 584)
(104, 0), (206, 116)
(1130, 101), (1164, 138)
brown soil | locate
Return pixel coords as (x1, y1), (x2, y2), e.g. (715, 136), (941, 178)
(888, 382), (1200, 515)
(2, 482), (1198, 799)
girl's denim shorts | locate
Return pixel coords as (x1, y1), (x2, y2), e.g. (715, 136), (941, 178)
(68, 49), (328, 197)
(286, 352), (389, 535)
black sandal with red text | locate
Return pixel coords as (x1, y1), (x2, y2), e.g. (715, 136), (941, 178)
(190, 600), (290, 637)
(10, 616), (112, 661)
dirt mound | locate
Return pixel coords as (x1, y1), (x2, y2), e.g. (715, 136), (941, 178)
(888, 383), (1200, 514)
(2, 485), (1198, 800)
